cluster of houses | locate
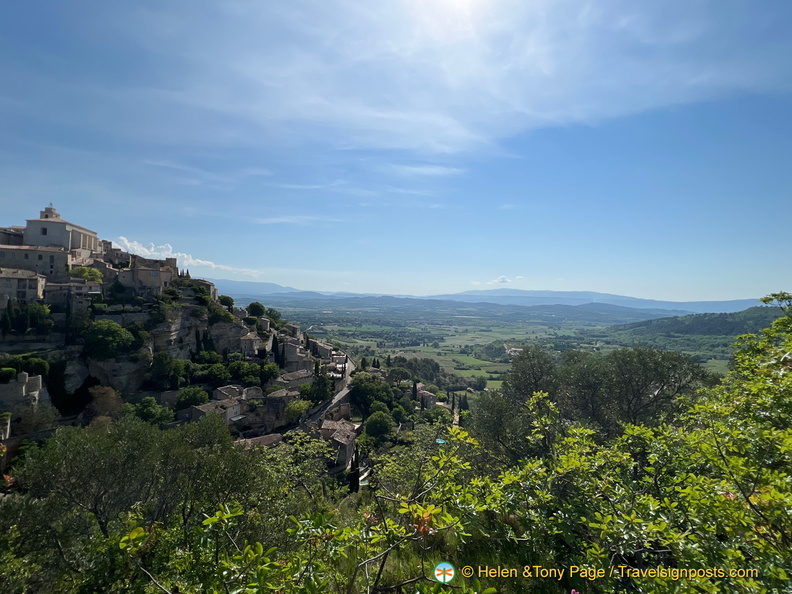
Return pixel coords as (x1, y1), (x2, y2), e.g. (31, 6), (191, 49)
(0, 205), (178, 311)
(179, 328), (360, 470)
(0, 206), (363, 471)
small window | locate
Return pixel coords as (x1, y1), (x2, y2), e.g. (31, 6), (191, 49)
(41, 227), (48, 236)
(24, 253), (29, 259)
(49, 255), (54, 263)
(38, 254), (43, 260)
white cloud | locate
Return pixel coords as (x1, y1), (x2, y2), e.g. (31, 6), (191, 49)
(271, 179), (346, 190)
(100, 0), (792, 155)
(143, 160), (273, 186)
(253, 215), (346, 225)
(385, 165), (465, 177)
(114, 236), (261, 276)
(472, 275), (514, 285)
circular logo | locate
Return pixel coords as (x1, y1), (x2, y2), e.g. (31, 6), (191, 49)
(435, 562), (455, 583)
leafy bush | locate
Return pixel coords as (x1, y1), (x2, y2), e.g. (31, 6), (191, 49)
(83, 320), (135, 360)
(0, 368), (16, 383)
(175, 387), (210, 411)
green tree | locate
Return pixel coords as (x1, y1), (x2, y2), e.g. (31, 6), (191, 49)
(175, 386), (210, 411)
(348, 372), (391, 419)
(124, 397), (173, 425)
(247, 302), (265, 317)
(204, 363), (231, 388)
(387, 366), (411, 386)
(365, 410), (394, 438)
(260, 362), (279, 384)
(501, 344), (558, 403)
(285, 399), (311, 422)
(218, 295), (234, 312)
(69, 266), (103, 283)
(83, 320), (135, 360)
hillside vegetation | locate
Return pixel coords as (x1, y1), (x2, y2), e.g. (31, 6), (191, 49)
(0, 295), (790, 592)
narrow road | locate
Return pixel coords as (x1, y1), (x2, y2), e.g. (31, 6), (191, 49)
(304, 355), (356, 425)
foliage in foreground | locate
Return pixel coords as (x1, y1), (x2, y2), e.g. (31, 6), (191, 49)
(1, 298), (791, 592)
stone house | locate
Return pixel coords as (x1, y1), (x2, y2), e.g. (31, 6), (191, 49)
(0, 268), (46, 306)
(118, 262), (175, 296)
(191, 278), (218, 302)
(281, 338), (312, 372)
(418, 390), (437, 409)
(44, 278), (101, 311)
(0, 245), (70, 280)
(189, 397), (244, 425)
(308, 338), (334, 359)
(0, 372), (43, 411)
(284, 323), (302, 340)
(320, 419), (358, 470)
(275, 369), (314, 391)
(0, 226), (24, 246)
(237, 433), (282, 450)
(213, 384), (244, 401)
(240, 332), (261, 357)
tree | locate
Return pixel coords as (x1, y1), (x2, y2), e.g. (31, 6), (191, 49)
(387, 367), (412, 386)
(83, 320), (135, 360)
(285, 399), (311, 422)
(84, 386), (124, 423)
(271, 335), (282, 368)
(0, 306), (12, 338)
(204, 363), (231, 388)
(369, 401), (389, 415)
(247, 302), (265, 317)
(124, 397), (173, 425)
(365, 410), (394, 438)
(218, 295), (234, 312)
(69, 266), (103, 283)
(260, 362), (279, 384)
(149, 352), (185, 390)
(175, 387), (209, 411)
(502, 345), (558, 403)
(603, 346), (707, 430)
(348, 372), (392, 419)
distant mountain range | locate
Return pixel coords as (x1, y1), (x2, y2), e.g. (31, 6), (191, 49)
(207, 279), (760, 315)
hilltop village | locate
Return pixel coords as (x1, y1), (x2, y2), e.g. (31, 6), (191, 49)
(0, 206), (405, 469)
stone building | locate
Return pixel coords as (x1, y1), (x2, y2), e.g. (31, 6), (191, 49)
(23, 206), (100, 253)
(0, 245), (70, 280)
(240, 332), (261, 357)
(189, 397), (244, 424)
(0, 268), (46, 307)
(117, 255), (177, 296)
(44, 278), (102, 311)
(0, 371), (43, 411)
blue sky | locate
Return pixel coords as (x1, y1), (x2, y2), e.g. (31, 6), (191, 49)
(1, 0), (790, 300)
